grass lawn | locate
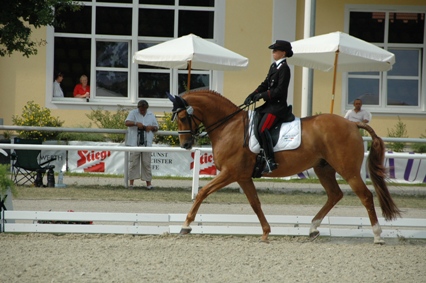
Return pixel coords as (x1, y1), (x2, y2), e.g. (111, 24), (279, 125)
(13, 178), (426, 209)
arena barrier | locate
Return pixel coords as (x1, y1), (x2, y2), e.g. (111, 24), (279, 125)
(2, 211), (426, 239)
(1, 143), (426, 200)
(0, 143), (211, 200)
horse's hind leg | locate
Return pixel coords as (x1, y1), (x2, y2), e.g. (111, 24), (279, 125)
(310, 164), (344, 239)
(237, 179), (271, 242)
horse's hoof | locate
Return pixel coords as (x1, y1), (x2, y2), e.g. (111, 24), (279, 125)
(374, 237), (385, 245)
(309, 231), (320, 240)
(180, 227), (192, 235)
(259, 238), (270, 244)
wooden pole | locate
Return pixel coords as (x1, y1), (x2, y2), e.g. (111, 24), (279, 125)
(330, 51), (339, 114)
(187, 60), (192, 92)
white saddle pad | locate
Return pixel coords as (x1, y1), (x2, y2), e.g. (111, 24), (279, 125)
(248, 111), (301, 154)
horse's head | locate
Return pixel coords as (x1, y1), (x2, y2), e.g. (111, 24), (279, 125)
(167, 92), (202, 150)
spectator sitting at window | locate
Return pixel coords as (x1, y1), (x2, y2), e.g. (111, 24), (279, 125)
(73, 75), (90, 99)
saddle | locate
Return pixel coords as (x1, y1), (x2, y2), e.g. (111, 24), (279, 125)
(250, 105), (296, 178)
(252, 105), (295, 147)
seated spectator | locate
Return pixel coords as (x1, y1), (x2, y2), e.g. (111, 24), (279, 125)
(73, 75), (90, 99)
(344, 99), (371, 123)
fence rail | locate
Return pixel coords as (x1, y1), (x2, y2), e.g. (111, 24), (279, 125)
(0, 125), (178, 136)
(2, 211), (426, 239)
(2, 125), (425, 141)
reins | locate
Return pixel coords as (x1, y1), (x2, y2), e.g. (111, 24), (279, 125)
(202, 105), (245, 135)
(172, 92), (253, 143)
(179, 106), (245, 141)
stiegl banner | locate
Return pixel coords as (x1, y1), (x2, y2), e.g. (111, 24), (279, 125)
(66, 142), (216, 177)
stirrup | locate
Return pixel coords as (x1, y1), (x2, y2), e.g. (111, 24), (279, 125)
(262, 159), (278, 173)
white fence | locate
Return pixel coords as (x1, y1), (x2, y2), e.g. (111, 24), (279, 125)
(1, 127), (425, 239)
(3, 211), (426, 239)
(0, 143), (211, 199)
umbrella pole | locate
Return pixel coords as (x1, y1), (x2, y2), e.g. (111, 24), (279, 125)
(330, 51), (339, 114)
(187, 60), (192, 93)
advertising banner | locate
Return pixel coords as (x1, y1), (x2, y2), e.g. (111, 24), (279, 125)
(296, 152), (426, 183)
(385, 152), (426, 183)
(68, 141), (125, 174)
(64, 142), (425, 183)
(41, 140), (67, 172)
(151, 150), (216, 177)
(67, 142), (217, 177)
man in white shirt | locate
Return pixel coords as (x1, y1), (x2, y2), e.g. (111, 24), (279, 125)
(53, 72), (64, 97)
(125, 100), (158, 189)
(344, 99), (371, 123)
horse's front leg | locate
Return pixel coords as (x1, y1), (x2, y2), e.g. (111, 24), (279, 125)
(180, 171), (234, 235)
(237, 179), (271, 242)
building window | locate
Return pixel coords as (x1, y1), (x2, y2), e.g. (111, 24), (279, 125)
(51, 0), (217, 104)
(346, 8), (425, 114)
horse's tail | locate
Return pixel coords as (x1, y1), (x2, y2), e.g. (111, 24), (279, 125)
(357, 122), (402, 221)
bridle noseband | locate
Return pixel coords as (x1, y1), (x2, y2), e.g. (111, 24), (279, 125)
(171, 97), (244, 141)
(172, 102), (204, 139)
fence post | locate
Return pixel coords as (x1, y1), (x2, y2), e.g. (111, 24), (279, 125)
(124, 150), (129, 187)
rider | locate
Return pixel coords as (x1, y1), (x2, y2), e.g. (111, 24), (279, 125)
(244, 40), (293, 173)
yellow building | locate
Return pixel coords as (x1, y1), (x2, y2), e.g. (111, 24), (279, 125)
(1, 0), (425, 138)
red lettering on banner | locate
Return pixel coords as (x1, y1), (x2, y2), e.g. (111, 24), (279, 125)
(77, 150), (111, 172)
(190, 152), (217, 175)
(85, 162), (105, 172)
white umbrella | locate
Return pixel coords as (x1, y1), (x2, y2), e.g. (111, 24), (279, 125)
(287, 31), (395, 113)
(133, 33), (248, 91)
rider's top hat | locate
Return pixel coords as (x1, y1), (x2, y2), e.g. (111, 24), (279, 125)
(268, 40), (293, 57)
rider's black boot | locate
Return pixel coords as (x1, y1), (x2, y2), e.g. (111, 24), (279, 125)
(261, 129), (278, 173)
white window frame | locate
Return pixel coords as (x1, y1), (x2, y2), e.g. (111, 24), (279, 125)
(343, 4), (426, 116)
(45, 0), (225, 112)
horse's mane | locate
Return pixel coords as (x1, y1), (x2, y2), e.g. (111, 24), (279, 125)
(183, 89), (240, 111)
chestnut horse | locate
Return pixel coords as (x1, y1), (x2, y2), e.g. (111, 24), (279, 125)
(168, 90), (401, 244)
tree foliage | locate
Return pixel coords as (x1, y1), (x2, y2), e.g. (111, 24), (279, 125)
(12, 101), (64, 140)
(154, 112), (211, 146)
(0, 164), (16, 197)
(387, 116), (408, 152)
(0, 0), (80, 57)
(85, 107), (129, 143)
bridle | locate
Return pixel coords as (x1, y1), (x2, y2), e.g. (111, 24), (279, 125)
(172, 98), (245, 141)
(172, 103), (203, 139)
